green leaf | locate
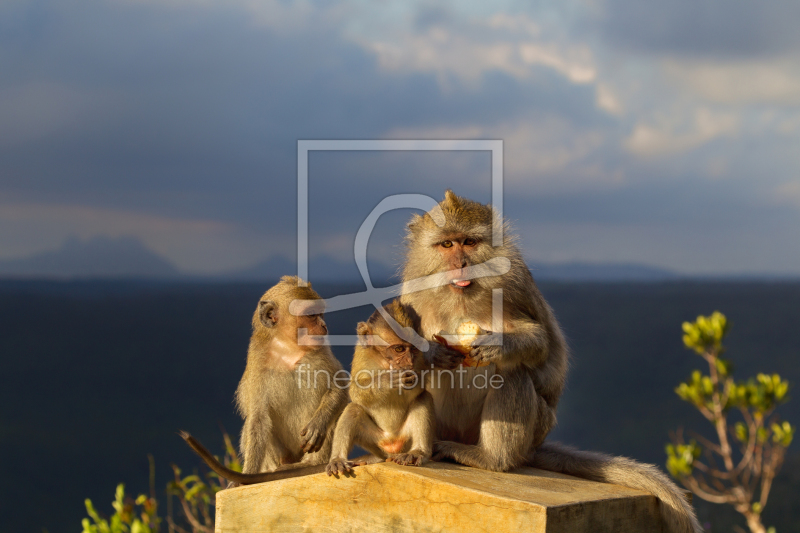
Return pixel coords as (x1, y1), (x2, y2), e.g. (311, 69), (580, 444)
(734, 422), (748, 443)
(665, 441), (701, 478)
(681, 312), (728, 354)
(772, 421), (795, 447)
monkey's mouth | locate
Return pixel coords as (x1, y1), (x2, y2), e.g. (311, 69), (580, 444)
(450, 279), (472, 289)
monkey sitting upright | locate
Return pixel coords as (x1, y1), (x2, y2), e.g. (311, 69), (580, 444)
(181, 276), (349, 485)
(326, 300), (435, 476)
(400, 191), (701, 533)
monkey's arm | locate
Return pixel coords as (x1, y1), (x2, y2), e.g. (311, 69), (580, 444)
(470, 318), (549, 368)
(327, 403), (386, 476)
(424, 340), (465, 370)
(410, 392), (435, 458)
(301, 385), (349, 454)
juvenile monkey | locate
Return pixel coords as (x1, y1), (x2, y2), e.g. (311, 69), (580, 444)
(181, 276), (348, 485)
(326, 300), (435, 476)
(400, 191), (701, 533)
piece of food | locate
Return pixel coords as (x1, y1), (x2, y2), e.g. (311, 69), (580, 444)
(433, 321), (491, 367)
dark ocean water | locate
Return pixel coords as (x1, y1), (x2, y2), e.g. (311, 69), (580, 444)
(1, 280), (798, 532)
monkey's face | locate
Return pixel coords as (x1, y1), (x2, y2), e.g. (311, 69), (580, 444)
(296, 313), (328, 337)
(358, 321), (422, 371)
(379, 341), (419, 371)
(288, 299), (328, 346)
(433, 234), (491, 293)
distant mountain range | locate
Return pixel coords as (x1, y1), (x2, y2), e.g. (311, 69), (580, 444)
(528, 261), (676, 282)
(224, 254), (399, 284)
(0, 235), (791, 282)
(0, 236), (180, 279)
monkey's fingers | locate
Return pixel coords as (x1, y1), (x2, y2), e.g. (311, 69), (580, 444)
(389, 452), (425, 467)
(326, 459), (354, 477)
(301, 433), (322, 453)
(400, 372), (419, 387)
(300, 421), (326, 453)
(431, 345), (466, 370)
(380, 370), (404, 388)
(389, 454), (409, 466)
(469, 344), (502, 365)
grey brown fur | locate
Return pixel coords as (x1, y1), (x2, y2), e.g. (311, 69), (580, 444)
(326, 300), (435, 476)
(400, 190), (701, 533)
(181, 276), (348, 485)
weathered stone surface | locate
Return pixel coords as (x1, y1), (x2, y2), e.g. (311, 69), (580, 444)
(215, 462), (664, 532)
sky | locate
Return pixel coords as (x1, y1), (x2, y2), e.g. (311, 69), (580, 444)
(1, 0), (799, 276)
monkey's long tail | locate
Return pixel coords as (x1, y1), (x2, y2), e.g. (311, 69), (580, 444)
(528, 441), (702, 533)
(179, 430), (326, 485)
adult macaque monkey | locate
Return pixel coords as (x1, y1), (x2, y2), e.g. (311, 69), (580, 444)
(326, 300), (435, 476)
(181, 276), (349, 485)
(400, 191), (701, 533)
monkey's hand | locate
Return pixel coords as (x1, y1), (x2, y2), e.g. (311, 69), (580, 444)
(300, 418), (327, 454)
(326, 457), (355, 477)
(425, 341), (465, 370)
(387, 450), (427, 467)
(378, 369), (420, 390)
(469, 334), (503, 365)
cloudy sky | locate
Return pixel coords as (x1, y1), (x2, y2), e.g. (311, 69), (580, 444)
(1, 0), (799, 276)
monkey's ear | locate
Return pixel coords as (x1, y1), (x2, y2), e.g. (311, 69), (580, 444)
(356, 321), (371, 342)
(259, 300), (278, 328)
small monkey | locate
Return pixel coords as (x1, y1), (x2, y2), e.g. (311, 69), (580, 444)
(326, 300), (435, 476)
(400, 191), (701, 533)
(181, 276), (348, 485)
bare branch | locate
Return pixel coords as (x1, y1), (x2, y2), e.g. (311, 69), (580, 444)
(682, 476), (736, 504)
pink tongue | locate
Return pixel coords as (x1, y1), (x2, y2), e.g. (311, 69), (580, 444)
(454, 280), (471, 287)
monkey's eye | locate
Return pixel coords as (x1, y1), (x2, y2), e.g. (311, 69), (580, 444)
(393, 345), (405, 353)
(463, 238), (477, 246)
(441, 241), (453, 248)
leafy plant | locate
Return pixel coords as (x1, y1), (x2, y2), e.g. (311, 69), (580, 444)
(82, 432), (240, 533)
(81, 483), (160, 533)
(166, 430), (241, 533)
(667, 312), (794, 533)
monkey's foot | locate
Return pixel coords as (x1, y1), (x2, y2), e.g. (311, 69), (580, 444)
(326, 458), (355, 477)
(431, 440), (453, 462)
(433, 440), (519, 471)
(387, 451), (427, 467)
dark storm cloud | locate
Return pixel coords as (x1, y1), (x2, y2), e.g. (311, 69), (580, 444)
(590, 0), (800, 57)
(2, 1), (798, 275)
(0, 0), (607, 233)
